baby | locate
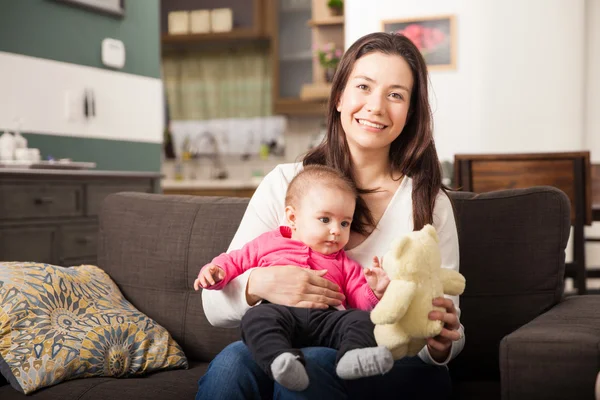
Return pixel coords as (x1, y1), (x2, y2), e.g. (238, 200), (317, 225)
(194, 165), (393, 391)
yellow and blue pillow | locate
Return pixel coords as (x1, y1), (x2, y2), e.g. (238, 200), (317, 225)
(0, 262), (188, 394)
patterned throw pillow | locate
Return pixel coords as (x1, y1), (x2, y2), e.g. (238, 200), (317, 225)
(0, 262), (188, 394)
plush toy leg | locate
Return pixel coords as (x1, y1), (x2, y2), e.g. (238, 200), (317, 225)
(406, 338), (427, 357)
(374, 324), (409, 359)
(391, 345), (408, 360)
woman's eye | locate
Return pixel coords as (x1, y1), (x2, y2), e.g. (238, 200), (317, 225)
(319, 217), (330, 223)
(390, 92), (403, 100)
(357, 84), (368, 90)
(341, 221), (350, 227)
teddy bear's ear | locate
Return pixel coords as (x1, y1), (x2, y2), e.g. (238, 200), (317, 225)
(393, 236), (410, 257)
(423, 224), (439, 243)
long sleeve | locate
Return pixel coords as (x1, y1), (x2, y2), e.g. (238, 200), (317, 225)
(201, 164), (298, 328)
(418, 190), (464, 366)
(341, 256), (379, 311)
(203, 235), (264, 291)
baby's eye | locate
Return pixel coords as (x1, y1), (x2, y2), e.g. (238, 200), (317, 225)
(319, 217), (330, 223)
(341, 221), (350, 227)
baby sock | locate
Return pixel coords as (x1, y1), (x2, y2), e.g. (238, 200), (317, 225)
(271, 352), (309, 391)
(335, 346), (394, 380)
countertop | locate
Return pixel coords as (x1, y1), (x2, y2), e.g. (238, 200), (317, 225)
(0, 168), (162, 179)
(161, 177), (263, 190)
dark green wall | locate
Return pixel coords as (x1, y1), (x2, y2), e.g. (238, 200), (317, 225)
(0, 0), (160, 78)
(0, 0), (162, 172)
(23, 133), (161, 172)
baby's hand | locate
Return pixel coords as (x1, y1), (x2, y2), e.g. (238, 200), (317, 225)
(364, 256), (390, 299)
(193, 264), (225, 290)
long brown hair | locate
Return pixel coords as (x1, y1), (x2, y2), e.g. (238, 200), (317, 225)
(303, 32), (445, 232)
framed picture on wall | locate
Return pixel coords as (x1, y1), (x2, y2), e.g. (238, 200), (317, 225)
(382, 15), (456, 71)
(52, 0), (125, 18)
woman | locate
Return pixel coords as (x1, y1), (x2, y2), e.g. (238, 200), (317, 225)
(197, 32), (463, 400)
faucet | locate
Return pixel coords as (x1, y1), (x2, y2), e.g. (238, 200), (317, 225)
(192, 131), (228, 180)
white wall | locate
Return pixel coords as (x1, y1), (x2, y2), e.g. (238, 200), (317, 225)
(0, 51), (163, 143)
(345, 0), (589, 162)
(586, 0), (600, 163)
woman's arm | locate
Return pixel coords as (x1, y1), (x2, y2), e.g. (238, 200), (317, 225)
(418, 190), (465, 365)
(201, 166), (287, 327)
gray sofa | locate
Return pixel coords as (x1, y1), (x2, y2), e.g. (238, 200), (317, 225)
(1, 186), (599, 399)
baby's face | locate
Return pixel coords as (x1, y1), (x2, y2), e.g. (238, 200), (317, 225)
(293, 185), (356, 255)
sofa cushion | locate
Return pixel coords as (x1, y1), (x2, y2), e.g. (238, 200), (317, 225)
(0, 262), (188, 395)
(98, 193), (248, 361)
(0, 361), (207, 399)
(447, 187), (570, 382)
(500, 295), (600, 400)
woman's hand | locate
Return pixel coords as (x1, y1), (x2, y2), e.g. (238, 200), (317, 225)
(426, 297), (462, 363)
(246, 266), (345, 309)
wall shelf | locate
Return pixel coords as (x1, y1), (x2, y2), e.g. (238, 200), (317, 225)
(274, 98), (327, 116)
(162, 29), (269, 44)
(307, 16), (344, 27)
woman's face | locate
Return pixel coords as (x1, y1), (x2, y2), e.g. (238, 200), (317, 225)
(337, 51), (414, 155)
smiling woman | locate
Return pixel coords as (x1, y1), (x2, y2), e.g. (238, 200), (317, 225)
(198, 32), (461, 400)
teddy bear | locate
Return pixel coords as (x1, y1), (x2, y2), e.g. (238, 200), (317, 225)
(370, 224), (466, 360)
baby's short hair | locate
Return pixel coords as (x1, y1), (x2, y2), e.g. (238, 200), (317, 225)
(285, 165), (358, 208)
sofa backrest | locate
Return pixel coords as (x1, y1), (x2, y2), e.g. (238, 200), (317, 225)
(447, 186), (570, 382)
(98, 193), (249, 362)
(98, 186), (570, 380)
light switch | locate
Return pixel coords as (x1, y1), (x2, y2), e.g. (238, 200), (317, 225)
(102, 38), (126, 69)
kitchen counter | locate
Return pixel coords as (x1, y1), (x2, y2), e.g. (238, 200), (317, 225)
(161, 177), (263, 190)
(161, 177), (263, 198)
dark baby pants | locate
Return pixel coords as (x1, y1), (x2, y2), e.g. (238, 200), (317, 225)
(240, 303), (377, 380)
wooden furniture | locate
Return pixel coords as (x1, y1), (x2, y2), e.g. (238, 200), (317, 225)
(270, 0), (328, 115)
(299, 0), (345, 101)
(0, 169), (161, 266)
(160, 0), (271, 52)
(586, 164), (600, 282)
(160, 0), (338, 115)
(454, 152), (592, 294)
(592, 164), (600, 221)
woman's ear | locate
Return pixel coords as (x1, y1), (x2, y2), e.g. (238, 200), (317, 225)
(285, 205), (297, 229)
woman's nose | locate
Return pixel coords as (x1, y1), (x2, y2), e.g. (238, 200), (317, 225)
(366, 95), (384, 114)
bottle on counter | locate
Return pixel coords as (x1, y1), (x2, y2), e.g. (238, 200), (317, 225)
(0, 131), (15, 161)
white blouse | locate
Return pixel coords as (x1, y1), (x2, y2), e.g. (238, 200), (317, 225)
(201, 162), (464, 366)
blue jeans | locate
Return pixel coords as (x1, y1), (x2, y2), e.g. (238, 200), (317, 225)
(196, 341), (451, 400)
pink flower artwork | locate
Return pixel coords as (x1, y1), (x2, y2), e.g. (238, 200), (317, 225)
(397, 23), (447, 54)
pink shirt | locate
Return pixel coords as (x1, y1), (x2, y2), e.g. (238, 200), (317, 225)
(206, 226), (379, 311)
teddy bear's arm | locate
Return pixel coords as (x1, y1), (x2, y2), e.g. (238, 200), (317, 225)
(440, 268), (466, 296)
(370, 280), (416, 325)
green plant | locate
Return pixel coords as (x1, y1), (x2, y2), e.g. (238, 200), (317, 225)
(327, 0), (343, 9)
(314, 42), (343, 69)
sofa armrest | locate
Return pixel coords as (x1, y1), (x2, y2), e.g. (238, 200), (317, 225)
(500, 295), (600, 400)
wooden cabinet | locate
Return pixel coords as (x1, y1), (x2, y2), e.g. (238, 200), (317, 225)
(298, 0), (345, 101)
(161, 0), (271, 52)
(159, 0), (342, 115)
(0, 170), (161, 266)
(270, 0), (328, 115)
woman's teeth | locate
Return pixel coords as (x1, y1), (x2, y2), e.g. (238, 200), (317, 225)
(358, 119), (385, 129)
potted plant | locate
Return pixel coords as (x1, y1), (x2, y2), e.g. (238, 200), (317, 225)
(315, 42), (343, 83)
(327, 0), (343, 16)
